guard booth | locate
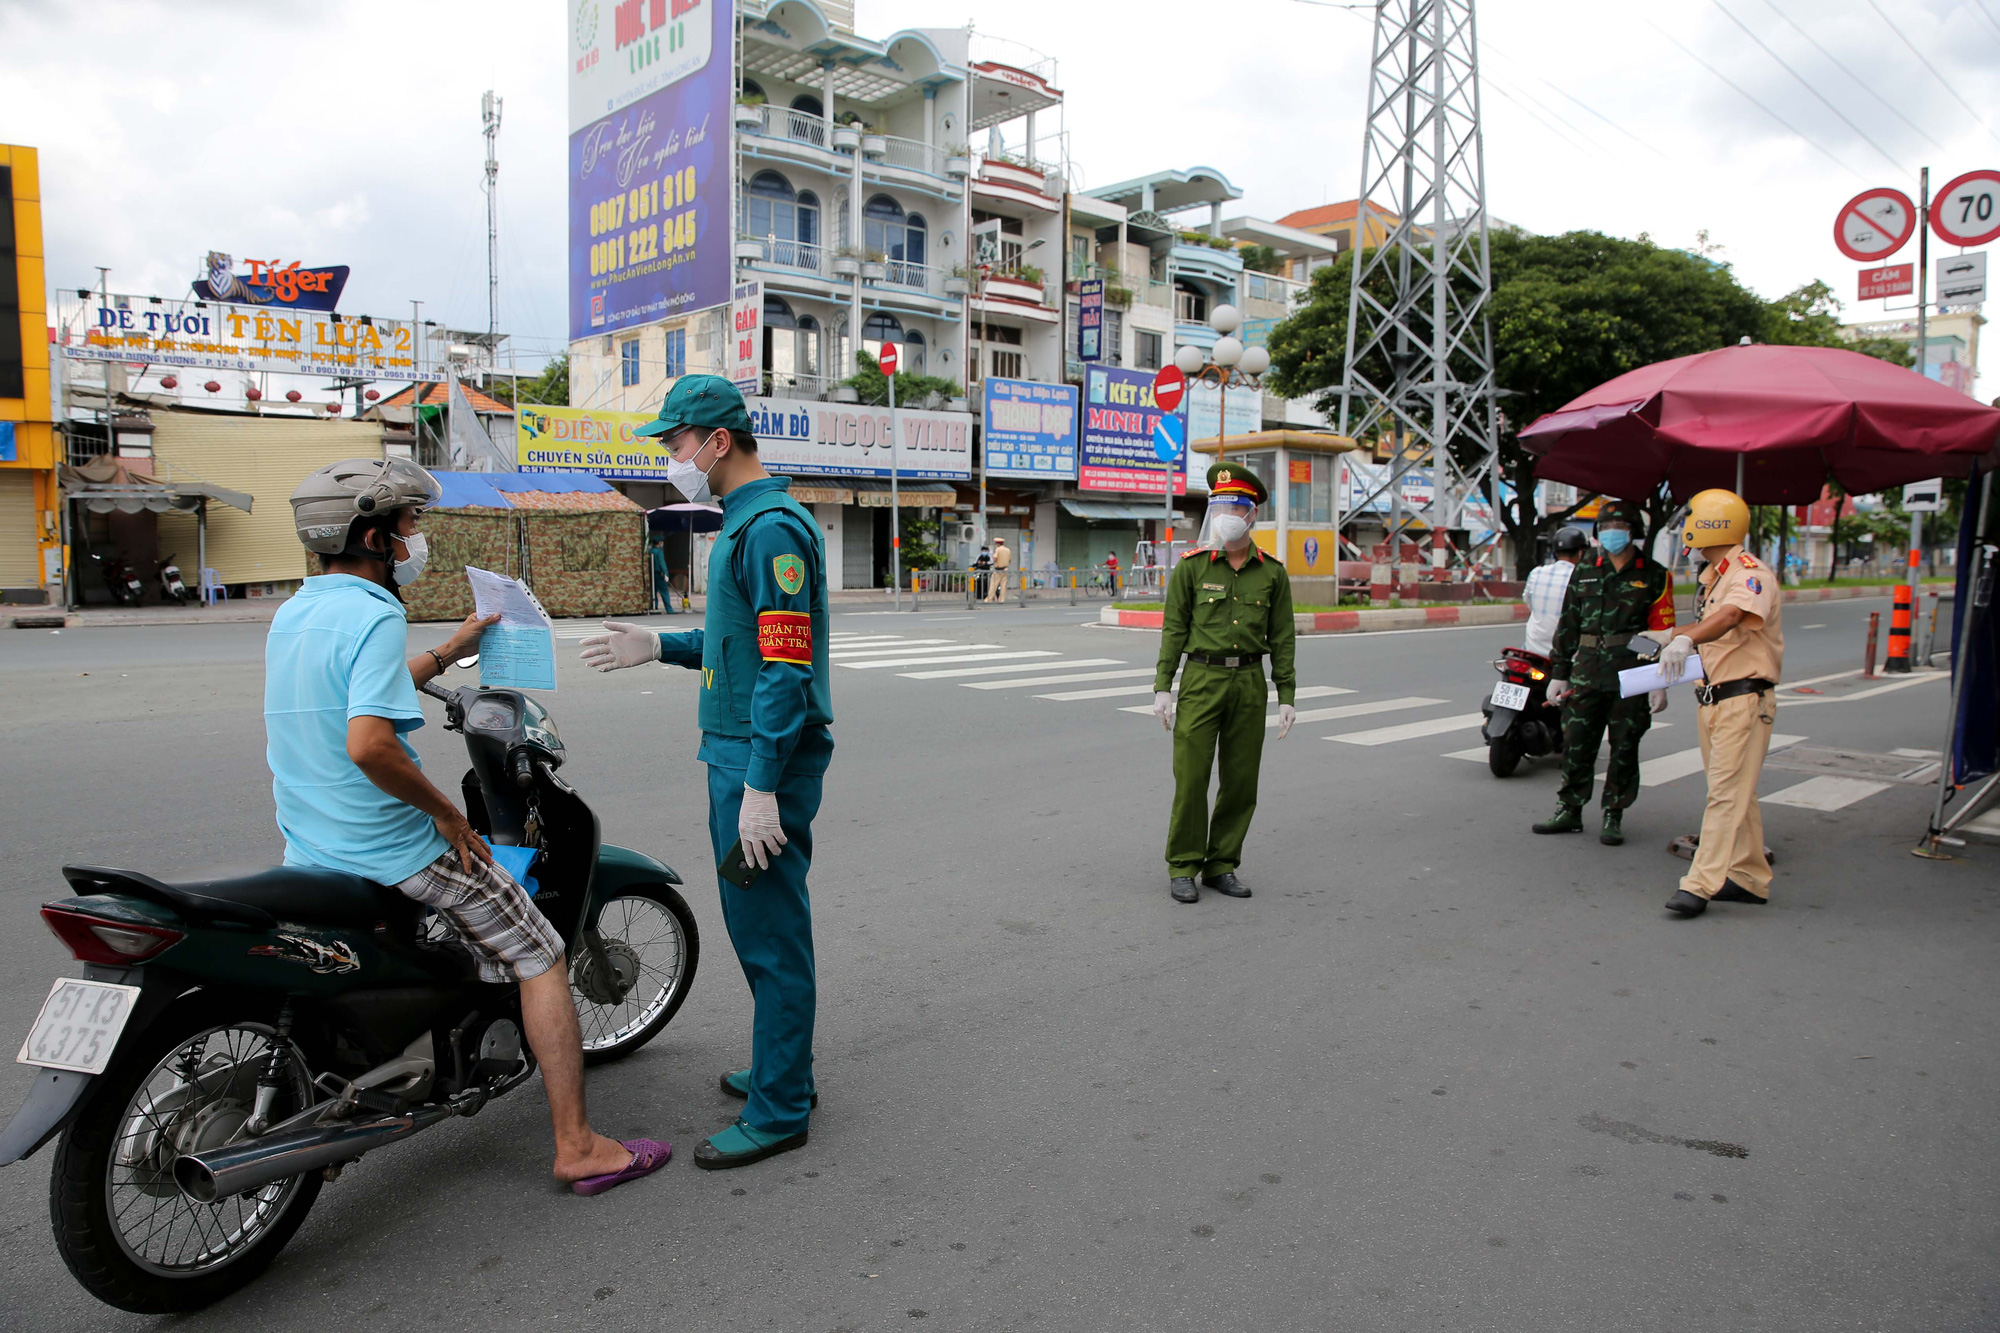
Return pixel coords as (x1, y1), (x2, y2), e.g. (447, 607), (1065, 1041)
(1190, 430), (1360, 602)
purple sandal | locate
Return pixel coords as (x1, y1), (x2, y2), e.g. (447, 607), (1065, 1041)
(570, 1138), (671, 1196)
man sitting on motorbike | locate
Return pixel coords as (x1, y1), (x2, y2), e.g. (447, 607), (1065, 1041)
(268, 458), (665, 1195)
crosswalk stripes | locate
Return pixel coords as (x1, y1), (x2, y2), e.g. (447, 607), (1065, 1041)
(827, 631), (1918, 815)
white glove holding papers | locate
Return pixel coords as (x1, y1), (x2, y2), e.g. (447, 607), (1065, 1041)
(738, 785), (787, 870)
(1656, 634), (1695, 684)
(579, 621), (661, 672)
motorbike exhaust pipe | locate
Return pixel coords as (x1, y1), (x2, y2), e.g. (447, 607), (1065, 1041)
(174, 1105), (452, 1203)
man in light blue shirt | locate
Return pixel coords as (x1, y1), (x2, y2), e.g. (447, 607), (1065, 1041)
(264, 457), (666, 1197)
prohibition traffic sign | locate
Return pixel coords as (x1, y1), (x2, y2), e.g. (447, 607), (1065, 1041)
(878, 341), (899, 376)
(1153, 412), (1186, 464)
(1833, 187), (1916, 262)
(1151, 363), (1186, 413)
(1931, 169), (2000, 248)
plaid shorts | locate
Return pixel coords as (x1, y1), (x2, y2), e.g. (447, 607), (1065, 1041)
(396, 850), (564, 984)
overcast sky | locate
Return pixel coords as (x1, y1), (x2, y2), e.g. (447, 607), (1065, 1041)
(3, 0), (1995, 384)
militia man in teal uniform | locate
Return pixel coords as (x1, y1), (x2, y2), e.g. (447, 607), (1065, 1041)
(581, 375), (831, 1169)
(1153, 464), (1298, 903)
(1532, 499), (1675, 845)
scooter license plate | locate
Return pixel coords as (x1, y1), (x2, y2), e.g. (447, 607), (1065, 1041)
(1489, 681), (1531, 711)
(16, 978), (142, 1075)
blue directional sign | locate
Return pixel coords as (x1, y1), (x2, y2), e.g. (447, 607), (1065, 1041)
(1152, 412), (1185, 464)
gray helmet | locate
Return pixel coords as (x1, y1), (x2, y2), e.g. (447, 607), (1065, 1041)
(1552, 526), (1588, 555)
(290, 457), (442, 555)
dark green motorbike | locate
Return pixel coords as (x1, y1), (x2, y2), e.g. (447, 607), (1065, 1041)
(0, 678), (698, 1312)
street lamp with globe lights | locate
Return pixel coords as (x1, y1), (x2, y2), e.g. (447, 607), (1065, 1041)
(1173, 304), (1271, 469)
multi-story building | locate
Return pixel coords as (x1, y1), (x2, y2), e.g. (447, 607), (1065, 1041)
(1, 144), (59, 605)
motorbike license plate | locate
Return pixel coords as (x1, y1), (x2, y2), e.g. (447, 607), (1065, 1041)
(16, 978), (142, 1075)
(1490, 681), (1531, 711)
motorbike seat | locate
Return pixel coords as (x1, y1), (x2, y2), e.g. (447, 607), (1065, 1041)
(63, 864), (414, 930)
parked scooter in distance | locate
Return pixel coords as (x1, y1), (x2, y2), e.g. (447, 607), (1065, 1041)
(1480, 646), (1565, 777)
(157, 556), (190, 605)
(94, 553), (145, 606)
(0, 667), (699, 1313)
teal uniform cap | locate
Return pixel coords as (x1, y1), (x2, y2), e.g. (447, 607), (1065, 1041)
(633, 374), (756, 438)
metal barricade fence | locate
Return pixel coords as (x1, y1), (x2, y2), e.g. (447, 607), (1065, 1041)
(900, 564), (1166, 608)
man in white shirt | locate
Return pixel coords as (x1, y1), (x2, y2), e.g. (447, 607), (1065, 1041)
(1522, 526), (1587, 657)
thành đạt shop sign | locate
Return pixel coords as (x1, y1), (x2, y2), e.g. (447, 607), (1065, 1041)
(983, 377), (1078, 480)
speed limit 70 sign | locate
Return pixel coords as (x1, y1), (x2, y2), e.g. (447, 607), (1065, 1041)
(1932, 169), (2000, 248)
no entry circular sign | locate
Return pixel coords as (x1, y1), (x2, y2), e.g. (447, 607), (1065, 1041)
(1833, 187), (1916, 262)
(1931, 169), (2000, 248)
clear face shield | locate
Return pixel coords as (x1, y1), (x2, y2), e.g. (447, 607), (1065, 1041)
(1197, 496), (1259, 551)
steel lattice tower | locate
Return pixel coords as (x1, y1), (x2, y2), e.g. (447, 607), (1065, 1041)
(1337, 0), (1499, 561)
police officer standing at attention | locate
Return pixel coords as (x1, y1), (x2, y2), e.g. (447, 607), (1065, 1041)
(581, 375), (831, 1167)
(1654, 489), (1784, 917)
(1533, 499), (1676, 846)
(1153, 464), (1297, 903)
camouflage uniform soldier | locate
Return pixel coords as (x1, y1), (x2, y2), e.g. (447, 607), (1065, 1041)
(1531, 500), (1676, 846)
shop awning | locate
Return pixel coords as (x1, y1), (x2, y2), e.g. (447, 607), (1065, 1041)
(1061, 499), (1174, 521)
(59, 466), (253, 515)
(851, 481), (957, 508)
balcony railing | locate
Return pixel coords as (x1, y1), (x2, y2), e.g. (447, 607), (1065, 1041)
(873, 135), (948, 178)
(1242, 270), (1305, 305)
(881, 259), (930, 290)
(740, 104), (829, 151)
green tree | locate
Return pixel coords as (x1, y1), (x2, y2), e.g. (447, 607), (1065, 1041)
(843, 350), (960, 408)
(1266, 231), (1907, 577)
(513, 354), (571, 407)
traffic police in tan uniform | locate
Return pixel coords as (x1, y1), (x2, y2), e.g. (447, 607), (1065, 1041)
(1654, 489), (1784, 917)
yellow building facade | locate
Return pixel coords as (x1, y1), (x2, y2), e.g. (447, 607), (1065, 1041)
(1, 144), (59, 603)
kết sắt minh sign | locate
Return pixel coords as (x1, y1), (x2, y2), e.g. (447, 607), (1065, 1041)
(57, 293), (437, 382)
(518, 394), (973, 481)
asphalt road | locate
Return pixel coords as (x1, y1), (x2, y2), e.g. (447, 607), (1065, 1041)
(0, 594), (1994, 1332)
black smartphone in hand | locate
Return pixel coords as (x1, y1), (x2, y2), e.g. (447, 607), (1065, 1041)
(718, 839), (763, 888)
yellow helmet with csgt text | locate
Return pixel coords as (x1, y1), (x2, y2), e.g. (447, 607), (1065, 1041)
(1682, 488), (1750, 550)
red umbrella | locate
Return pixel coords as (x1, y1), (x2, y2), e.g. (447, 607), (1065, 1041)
(1518, 343), (2000, 503)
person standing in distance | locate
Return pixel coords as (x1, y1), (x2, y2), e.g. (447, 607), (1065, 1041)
(579, 376), (832, 1166)
(1522, 526), (1587, 657)
(987, 535), (1013, 603)
(1533, 500), (1675, 846)
(1153, 464), (1297, 903)
(1655, 489), (1783, 917)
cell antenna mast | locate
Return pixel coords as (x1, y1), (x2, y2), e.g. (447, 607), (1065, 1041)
(1336, 0), (1499, 562)
(482, 90), (504, 341)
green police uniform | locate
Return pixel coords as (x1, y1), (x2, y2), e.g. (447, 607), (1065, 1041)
(1543, 501), (1676, 833)
(1155, 466), (1296, 880)
(637, 377), (833, 1149)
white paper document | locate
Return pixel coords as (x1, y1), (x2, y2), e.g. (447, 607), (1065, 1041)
(464, 566), (557, 692)
(1618, 654), (1705, 698)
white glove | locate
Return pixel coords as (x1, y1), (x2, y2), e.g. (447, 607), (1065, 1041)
(579, 621), (660, 672)
(1657, 634), (1695, 683)
(1648, 689), (1668, 715)
(1153, 690), (1176, 731)
(738, 785), (787, 871)
(1276, 703), (1296, 740)
(1547, 678), (1571, 707)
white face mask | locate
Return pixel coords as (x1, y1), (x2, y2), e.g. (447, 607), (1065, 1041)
(666, 431), (724, 504)
(1208, 513), (1250, 546)
(392, 531), (429, 586)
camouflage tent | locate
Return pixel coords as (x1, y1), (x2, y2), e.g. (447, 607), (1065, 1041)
(401, 472), (649, 623)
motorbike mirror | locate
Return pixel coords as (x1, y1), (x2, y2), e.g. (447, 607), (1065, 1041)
(455, 653), (480, 670)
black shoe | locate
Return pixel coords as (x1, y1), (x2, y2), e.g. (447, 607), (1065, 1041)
(1201, 872), (1252, 898)
(1170, 877), (1199, 903)
(1599, 809), (1625, 846)
(1713, 880), (1768, 905)
(1665, 889), (1708, 917)
(693, 1119), (809, 1171)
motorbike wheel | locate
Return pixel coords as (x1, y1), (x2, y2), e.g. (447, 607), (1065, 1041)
(1487, 736), (1522, 778)
(572, 883), (700, 1066)
(50, 998), (321, 1313)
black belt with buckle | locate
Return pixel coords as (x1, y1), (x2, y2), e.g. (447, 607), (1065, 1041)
(1694, 677), (1775, 706)
(1578, 631), (1635, 650)
(1186, 651), (1263, 669)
